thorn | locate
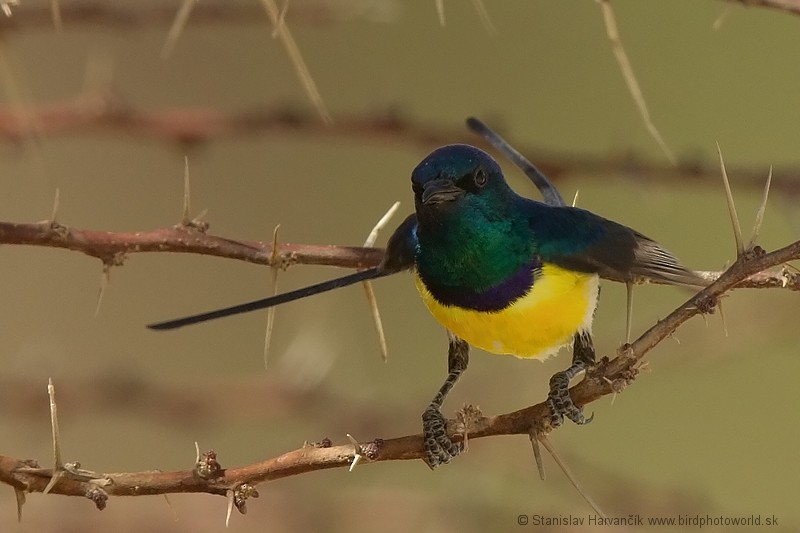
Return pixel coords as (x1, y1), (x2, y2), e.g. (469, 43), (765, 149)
(362, 282), (388, 362)
(263, 224), (282, 370)
(225, 489), (234, 527)
(748, 166), (772, 251)
(260, 0), (332, 125)
(539, 434), (607, 518)
(625, 282), (633, 344)
(50, 187), (60, 224)
(717, 142), (744, 257)
(81, 48), (115, 97)
(712, 3), (732, 30)
(161, 0), (197, 61)
(362, 201), (400, 362)
(435, 0), (445, 26)
(14, 488), (24, 521)
(182, 155), (191, 225)
(1, 1), (18, 17)
(163, 494), (179, 522)
(43, 378), (64, 495)
(346, 433), (363, 472)
(194, 441), (200, 463)
(528, 430), (546, 481)
(718, 299), (729, 338)
(571, 189), (579, 207)
(597, 0), (675, 164)
(270, 0), (289, 38)
(471, 0), (496, 34)
(50, 0), (62, 32)
(602, 376), (618, 405)
(94, 263), (110, 317)
(364, 201), (401, 248)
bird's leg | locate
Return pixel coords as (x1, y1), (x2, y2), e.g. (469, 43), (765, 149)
(546, 331), (595, 427)
(422, 333), (469, 468)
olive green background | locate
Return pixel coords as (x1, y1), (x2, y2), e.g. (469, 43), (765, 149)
(1, 1), (798, 532)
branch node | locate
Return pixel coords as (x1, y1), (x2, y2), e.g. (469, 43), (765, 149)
(454, 403), (484, 452)
(693, 294), (719, 315)
(85, 485), (108, 511)
(303, 437), (333, 448)
(232, 483), (259, 515)
(195, 449), (223, 480)
(361, 438), (385, 462)
(346, 433), (363, 471)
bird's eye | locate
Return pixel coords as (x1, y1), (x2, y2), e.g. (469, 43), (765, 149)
(473, 167), (488, 187)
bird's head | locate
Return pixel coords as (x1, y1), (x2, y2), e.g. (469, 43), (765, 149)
(411, 145), (512, 223)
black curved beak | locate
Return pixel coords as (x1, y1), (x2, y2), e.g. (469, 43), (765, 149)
(421, 179), (464, 205)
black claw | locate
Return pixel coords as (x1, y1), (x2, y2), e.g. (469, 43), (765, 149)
(422, 407), (463, 468)
(547, 359), (592, 427)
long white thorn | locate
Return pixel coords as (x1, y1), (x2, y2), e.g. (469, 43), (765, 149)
(50, 188), (60, 223)
(182, 156), (191, 225)
(716, 142), (744, 257)
(539, 434), (606, 518)
(748, 166), (772, 250)
(362, 201), (401, 362)
(161, 0), (197, 61)
(529, 430), (546, 481)
(625, 282), (634, 344)
(94, 263), (110, 317)
(598, 0), (675, 164)
(471, 0), (496, 33)
(435, 0), (446, 26)
(43, 378), (63, 495)
(263, 224), (282, 370)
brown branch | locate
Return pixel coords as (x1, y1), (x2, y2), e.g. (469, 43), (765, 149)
(1, 239), (798, 506)
(0, 97), (797, 195)
(727, 0), (800, 16)
(0, 220), (383, 270)
(0, 220), (797, 291)
(0, 2), (798, 31)
(0, 2), (349, 32)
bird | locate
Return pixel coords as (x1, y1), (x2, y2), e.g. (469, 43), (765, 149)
(149, 144), (703, 468)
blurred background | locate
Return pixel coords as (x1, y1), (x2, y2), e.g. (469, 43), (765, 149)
(1, 1), (799, 531)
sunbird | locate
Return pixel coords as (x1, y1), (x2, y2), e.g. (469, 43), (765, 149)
(149, 144), (702, 467)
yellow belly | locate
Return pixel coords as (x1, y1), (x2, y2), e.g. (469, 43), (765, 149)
(415, 264), (599, 359)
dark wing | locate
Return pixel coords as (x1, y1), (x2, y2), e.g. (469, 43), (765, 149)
(379, 213), (418, 273)
(528, 202), (705, 287)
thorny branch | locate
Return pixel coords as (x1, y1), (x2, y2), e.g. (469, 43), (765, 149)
(0, 238), (797, 508)
(0, 2), (797, 30)
(0, 217), (797, 290)
(0, 97), (798, 196)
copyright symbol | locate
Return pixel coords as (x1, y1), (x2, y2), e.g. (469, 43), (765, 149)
(517, 515), (528, 525)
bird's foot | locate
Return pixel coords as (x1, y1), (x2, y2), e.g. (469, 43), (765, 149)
(546, 360), (593, 427)
(422, 406), (463, 468)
